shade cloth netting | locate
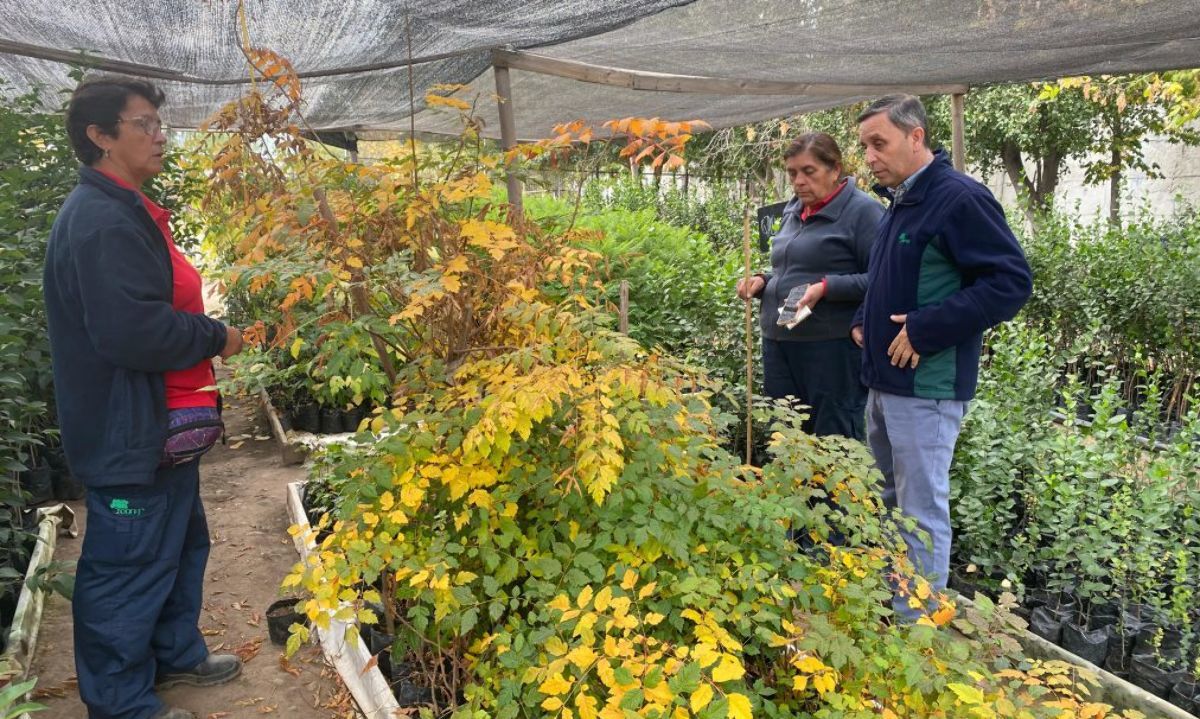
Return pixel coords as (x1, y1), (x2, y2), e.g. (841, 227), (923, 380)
(1, 0), (1198, 139)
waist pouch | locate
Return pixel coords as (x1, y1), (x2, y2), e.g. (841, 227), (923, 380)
(160, 402), (224, 468)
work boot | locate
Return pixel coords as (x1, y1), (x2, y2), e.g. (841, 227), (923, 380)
(151, 708), (196, 719)
(157, 653), (243, 689)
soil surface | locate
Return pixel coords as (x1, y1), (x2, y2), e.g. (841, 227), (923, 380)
(28, 395), (353, 718)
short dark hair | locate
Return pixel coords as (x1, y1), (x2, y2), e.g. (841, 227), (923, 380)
(66, 76), (165, 165)
(784, 132), (843, 174)
(857, 94), (930, 148)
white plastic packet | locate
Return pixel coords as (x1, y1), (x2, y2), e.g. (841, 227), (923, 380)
(777, 284), (813, 329)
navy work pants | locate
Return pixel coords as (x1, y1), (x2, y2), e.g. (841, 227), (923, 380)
(74, 461), (211, 718)
(762, 337), (867, 440)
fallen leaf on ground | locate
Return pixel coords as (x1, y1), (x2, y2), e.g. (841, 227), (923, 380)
(31, 676), (78, 699)
(232, 636), (264, 663)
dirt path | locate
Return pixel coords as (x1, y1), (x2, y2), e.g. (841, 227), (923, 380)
(29, 396), (352, 718)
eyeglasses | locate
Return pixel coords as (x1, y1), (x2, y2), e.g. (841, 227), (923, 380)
(117, 115), (164, 137)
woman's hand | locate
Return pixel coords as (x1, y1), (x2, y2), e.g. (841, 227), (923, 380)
(736, 275), (765, 300)
(799, 281), (826, 309)
(219, 326), (244, 359)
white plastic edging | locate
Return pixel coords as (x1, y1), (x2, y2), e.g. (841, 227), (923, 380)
(285, 481), (400, 718)
(4, 504), (76, 719)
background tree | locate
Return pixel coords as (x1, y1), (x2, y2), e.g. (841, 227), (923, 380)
(1045, 73), (1200, 224)
(964, 83), (1094, 227)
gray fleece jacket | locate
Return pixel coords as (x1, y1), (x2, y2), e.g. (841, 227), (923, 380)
(758, 178), (884, 341)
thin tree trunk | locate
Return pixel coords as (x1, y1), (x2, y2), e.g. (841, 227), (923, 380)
(1035, 150), (1061, 211)
(1109, 112), (1123, 225)
(1109, 158), (1122, 225)
(1000, 142), (1038, 229)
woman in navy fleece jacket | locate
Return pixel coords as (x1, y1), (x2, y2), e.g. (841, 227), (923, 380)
(736, 133), (884, 440)
(44, 77), (244, 719)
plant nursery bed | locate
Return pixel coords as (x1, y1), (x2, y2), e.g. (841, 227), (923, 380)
(957, 594), (1198, 719)
(285, 481), (400, 718)
(259, 390), (358, 466)
(0, 505), (75, 695)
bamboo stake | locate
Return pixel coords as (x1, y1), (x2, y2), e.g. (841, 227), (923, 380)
(619, 280), (629, 334)
(743, 205), (754, 465)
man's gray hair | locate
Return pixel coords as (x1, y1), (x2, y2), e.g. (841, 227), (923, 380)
(857, 94), (930, 148)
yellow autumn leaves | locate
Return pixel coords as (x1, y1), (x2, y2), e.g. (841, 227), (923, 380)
(532, 580), (755, 719)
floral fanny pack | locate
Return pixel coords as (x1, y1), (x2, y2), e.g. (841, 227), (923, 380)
(160, 399), (225, 468)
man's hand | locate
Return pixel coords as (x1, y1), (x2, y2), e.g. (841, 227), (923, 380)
(851, 325), (864, 348)
(887, 314), (920, 368)
(219, 326), (244, 359)
(736, 275), (765, 300)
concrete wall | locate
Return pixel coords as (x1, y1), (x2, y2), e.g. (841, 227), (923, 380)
(979, 133), (1200, 220)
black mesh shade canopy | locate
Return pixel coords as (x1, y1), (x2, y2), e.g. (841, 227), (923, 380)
(1, 0), (1198, 138)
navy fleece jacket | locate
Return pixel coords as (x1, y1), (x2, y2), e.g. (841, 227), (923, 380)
(43, 167), (228, 487)
(852, 151), (1032, 401)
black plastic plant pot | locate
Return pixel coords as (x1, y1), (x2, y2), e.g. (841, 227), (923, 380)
(1133, 624), (1184, 658)
(1103, 650), (1131, 679)
(1023, 589), (1054, 611)
(51, 467), (85, 502)
(948, 567), (984, 600)
(0, 582), (19, 625)
(1029, 605), (1068, 645)
(319, 407), (342, 434)
(45, 446), (67, 471)
(19, 464), (53, 505)
(1128, 654), (1187, 699)
(292, 402), (320, 433)
(1168, 678), (1199, 714)
(1127, 603), (1160, 625)
(340, 406), (365, 434)
(266, 598), (307, 646)
(1086, 603), (1119, 631)
(1024, 564), (1052, 591)
(1061, 622), (1109, 666)
(1104, 623), (1142, 671)
(390, 661), (435, 707)
(365, 625), (394, 679)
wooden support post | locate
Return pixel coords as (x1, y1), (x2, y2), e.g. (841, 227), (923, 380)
(493, 63), (523, 216)
(619, 280), (629, 334)
(742, 206), (754, 466)
(951, 92), (966, 172)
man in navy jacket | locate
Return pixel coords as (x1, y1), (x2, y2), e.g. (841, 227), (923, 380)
(850, 95), (1032, 620)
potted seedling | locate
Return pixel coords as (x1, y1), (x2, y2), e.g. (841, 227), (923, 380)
(1130, 626), (1188, 699)
(1167, 654), (1200, 714)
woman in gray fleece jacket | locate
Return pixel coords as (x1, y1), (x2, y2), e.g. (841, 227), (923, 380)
(736, 133), (884, 440)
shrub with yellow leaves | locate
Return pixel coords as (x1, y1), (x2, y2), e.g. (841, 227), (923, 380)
(207, 47), (1146, 719)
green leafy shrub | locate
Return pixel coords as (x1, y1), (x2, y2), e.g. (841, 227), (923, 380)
(526, 195), (745, 387)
